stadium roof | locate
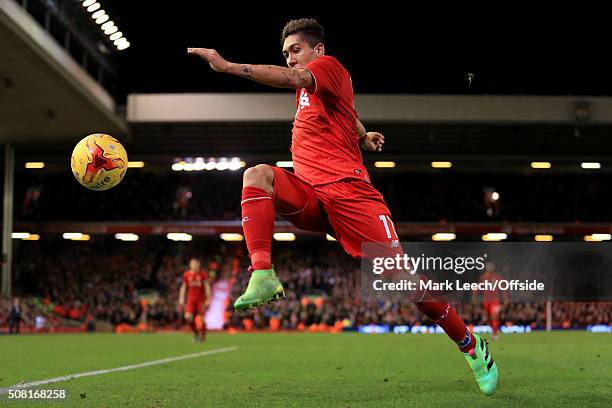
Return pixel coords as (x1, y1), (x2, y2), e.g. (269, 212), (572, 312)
(0, 0), (127, 142)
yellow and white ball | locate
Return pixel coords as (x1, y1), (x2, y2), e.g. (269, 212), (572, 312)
(71, 133), (128, 191)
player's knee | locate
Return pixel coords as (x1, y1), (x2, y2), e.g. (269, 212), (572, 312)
(184, 313), (194, 322)
(243, 164), (274, 193)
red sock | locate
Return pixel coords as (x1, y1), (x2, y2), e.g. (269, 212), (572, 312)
(415, 301), (476, 352)
(195, 314), (203, 331)
(241, 186), (274, 270)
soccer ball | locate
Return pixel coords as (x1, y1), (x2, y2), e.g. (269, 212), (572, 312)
(71, 133), (128, 191)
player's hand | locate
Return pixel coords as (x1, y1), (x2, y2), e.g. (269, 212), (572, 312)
(187, 48), (230, 72)
(360, 132), (385, 152)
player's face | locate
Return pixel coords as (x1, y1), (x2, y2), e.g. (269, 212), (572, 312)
(190, 260), (201, 272)
(282, 34), (323, 68)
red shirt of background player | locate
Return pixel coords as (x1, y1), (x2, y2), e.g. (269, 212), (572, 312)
(479, 271), (503, 303)
(182, 270), (209, 302)
(291, 55), (370, 186)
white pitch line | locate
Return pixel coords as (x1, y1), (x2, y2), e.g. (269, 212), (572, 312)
(0, 346), (238, 394)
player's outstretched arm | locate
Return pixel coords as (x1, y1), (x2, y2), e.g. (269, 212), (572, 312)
(187, 48), (313, 90)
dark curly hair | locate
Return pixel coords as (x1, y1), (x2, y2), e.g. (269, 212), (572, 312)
(281, 18), (325, 48)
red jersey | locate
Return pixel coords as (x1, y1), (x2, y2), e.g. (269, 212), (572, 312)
(479, 272), (503, 302)
(292, 55), (370, 186)
(182, 270), (208, 300)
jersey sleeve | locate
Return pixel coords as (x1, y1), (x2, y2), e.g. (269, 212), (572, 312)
(305, 56), (346, 99)
(182, 272), (188, 285)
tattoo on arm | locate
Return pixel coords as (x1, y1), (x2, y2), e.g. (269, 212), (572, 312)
(234, 64), (309, 89)
(281, 71), (294, 85)
(241, 65), (253, 78)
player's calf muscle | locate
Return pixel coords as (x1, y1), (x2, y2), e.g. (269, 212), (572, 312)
(243, 164), (274, 194)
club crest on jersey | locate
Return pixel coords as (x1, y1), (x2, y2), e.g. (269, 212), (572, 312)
(296, 89), (311, 117)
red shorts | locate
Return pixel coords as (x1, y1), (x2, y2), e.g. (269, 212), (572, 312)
(483, 301), (501, 317)
(185, 298), (206, 315)
(272, 167), (402, 259)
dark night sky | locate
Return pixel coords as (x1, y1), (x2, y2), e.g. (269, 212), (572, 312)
(104, 5), (610, 102)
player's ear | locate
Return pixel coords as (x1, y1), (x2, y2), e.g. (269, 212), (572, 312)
(314, 43), (325, 56)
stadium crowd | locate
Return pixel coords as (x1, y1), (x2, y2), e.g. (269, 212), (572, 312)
(2, 240), (610, 334)
(226, 245), (611, 331)
(15, 170), (612, 222)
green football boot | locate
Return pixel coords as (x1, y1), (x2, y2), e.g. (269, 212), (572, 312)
(233, 268), (285, 311)
(464, 333), (499, 395)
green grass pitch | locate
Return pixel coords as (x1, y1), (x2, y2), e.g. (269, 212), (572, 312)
(0, 332), (610, 407)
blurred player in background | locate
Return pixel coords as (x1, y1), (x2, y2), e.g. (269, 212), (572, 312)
(188, 18), (498, 394)
(178, 259), (211, 342)
(8, 297), (23, 334)
(475, 262), (507, 340)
